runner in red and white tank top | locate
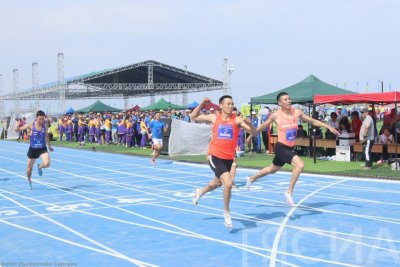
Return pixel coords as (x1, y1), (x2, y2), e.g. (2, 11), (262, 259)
(245, 92), (340, 207)
(209, 113), (238, 160)
(190, 95), (257, 228)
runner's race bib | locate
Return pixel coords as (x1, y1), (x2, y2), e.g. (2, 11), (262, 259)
(285, 128), (297, 142)
(31, 132), (45, 149)
(218, 124), (233, 140)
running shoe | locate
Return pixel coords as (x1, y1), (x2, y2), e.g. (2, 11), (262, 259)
(37, 164), (43, 176)
(193, 188), (202, 206)
(232, 182), (239, 192)
(224, 211), (233, 228)
(245, 176), (252, 190)
(284, 191), (295, 207)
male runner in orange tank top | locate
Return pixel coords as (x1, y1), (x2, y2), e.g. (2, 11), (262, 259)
(191, 95), (257, 228)
(246, 92), (340, 207)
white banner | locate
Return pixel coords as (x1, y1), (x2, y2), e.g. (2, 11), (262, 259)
(7, 113), (35, 139)
(168, 119), (211, 156)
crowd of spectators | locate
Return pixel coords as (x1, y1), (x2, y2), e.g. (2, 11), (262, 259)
(11, 103), (400, 165)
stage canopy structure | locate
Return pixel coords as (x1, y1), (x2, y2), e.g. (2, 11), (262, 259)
(251, 75), (356, 105)
(2, 60), (223, 100)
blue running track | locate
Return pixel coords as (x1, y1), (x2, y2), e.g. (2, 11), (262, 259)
(0, 141), (399, 266)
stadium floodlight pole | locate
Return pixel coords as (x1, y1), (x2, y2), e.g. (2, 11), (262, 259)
(58, 53), (65, 114)
(0, 74), (4, 118)
(32, 62), (39, 112)
(182, 65), (188, 106)
(13, 69), (20, 115)
(223, 58), (234, 96)
(228, 64), (234, 96)
(123, 96), (129, 110)
(148, 63), (155, 105)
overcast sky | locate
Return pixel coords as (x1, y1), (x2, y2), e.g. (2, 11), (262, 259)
(1, 0), (399, 112)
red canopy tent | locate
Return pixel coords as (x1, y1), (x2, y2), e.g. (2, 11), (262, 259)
(314, 92), (400, 105)
(203, 101), (220, 110)
(127, 105), (141, 112)
(314, 91), (400, 167)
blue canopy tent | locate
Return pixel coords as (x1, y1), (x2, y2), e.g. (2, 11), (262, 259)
(65, 107), (74, 115)
(187, 101), (199, 109)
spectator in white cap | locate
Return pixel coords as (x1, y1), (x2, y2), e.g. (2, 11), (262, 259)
(209, 107), (215, 114)
(336, 106), (343, 120)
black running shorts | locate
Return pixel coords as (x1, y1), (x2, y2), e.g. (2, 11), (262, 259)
(273, 142), (297, 167)
(27, 146), (48, 159)
(208, 155), (233, 178)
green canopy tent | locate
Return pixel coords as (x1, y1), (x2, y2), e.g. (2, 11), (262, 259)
(141, 98), (186, 111)
(76, 100), (122, 113)
(251, 75), (356, 105)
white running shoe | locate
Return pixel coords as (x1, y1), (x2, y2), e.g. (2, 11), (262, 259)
(232, 183), (239, 192)
(284, 191), (295, 207)
(193, 188), (202, 206)
(224, 211), (233, 228)
(245, 176), (252, 190)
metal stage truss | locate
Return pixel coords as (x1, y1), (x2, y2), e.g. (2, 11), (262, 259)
(1, 60), (225, 101)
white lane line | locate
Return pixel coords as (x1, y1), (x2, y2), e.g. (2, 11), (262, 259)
(5, 163), (400, 261)
(3, 172), (360, 267)
(269, 179), (346, 267)
(2, 147), (400, 266)
(0, 169), (298, 266)
(3, 144), (400, 194)
(0, 187), (156, 267)
(2, 151), (400, 233)
(0, 217), (157, 267)
(2, 152), (400, 242)
(176, 161), (400, 184)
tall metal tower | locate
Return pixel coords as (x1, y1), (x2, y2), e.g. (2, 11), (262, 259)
(0, 74), (4, 118)
(123, 96), (129, 110)
(223, 58), (234, 96)
(148, 63), (155, 104)
(32, 62), (39, 112)
(58, 53), (65, 113)
(182, 65), (188, 106)
(13, 69), (20, 115)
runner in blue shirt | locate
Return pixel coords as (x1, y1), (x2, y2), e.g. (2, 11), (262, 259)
(147, 112), (168, 164)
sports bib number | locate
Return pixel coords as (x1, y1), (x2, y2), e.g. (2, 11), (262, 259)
(285, 128), (297, 142)
(218, 125), (233, 140)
